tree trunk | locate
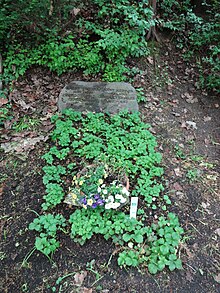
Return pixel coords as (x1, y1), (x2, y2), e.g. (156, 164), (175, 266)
(147, 0), (160, 42)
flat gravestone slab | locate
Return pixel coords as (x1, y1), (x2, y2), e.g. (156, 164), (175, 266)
(58, 81), (138, 114)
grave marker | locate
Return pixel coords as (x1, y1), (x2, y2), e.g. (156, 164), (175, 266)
(58, 81), (138, 114)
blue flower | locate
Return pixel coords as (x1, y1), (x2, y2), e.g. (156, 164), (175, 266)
(81, 197), (87, 205)
(94, 194), (100, 200)
(97, 199), (105, 206)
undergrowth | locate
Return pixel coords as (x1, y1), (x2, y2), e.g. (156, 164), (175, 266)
(159, 0), (220, 92)
(1, 0), (154, 83)
(1, 1), (219, 91)
(29, 110), (184, 274)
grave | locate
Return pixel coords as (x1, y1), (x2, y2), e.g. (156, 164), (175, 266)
(58, 81), (138, 114)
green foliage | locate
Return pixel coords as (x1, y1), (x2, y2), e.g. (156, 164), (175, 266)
(0, 0), (79, 46)
(12, 116), (40, 132)
(29, 214), (66, 256)
(0, 99), (13, 126)
(186, 168), (200, 182)
(42, 165), (66, 185)
(136, 87), (146, 103)
(159, 0), (220, 92)
(29, 110), (184, 272)
(2, 1), (153, 82)
(118, 250), (140, 267)
(42, 183), (65, 211)
(41, 110), (166, 211)
(147, 213), (184, 274)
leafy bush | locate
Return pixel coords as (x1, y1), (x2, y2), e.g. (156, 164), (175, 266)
(29, 110), (184, 273)
(159, 0), (220, 92)
(1, 0), (154, 82)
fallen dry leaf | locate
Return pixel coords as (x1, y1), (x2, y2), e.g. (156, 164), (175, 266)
(186, 94), (198, 104)
(201, 202), (210, 209)
(214, 273), (220, 283)
(70, 8), (81, 16)
(146, 56), (154, 65)
(174, 168), (183, 177)
(173, 182), (183, 191)
(214, 228), (220, 237)
(172, 112), (181, 117)
(175, 191), (184, 199)
(206, 174), (217, 181)
(204, 116), (212, 122)
(0, 135), (48, 154)
(185, 135), (195, 142)
(74, 271), (87, 286)
(15, 99), (36, 111)
(185, 269), (194, 282)
(0, 185), (4, 196)
(80, 287), (92, 293)
(186, 121), (197, 130)
(0, 98), (8, 107)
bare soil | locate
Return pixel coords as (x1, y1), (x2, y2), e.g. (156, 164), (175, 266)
(0, 37), (220, 293)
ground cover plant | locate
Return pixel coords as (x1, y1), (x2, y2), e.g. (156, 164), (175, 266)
(29, 109), (184, 274)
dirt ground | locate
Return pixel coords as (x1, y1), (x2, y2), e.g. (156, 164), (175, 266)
(0, 38), (220, 293)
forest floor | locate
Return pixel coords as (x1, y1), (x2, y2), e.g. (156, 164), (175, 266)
(0, 36), (220, 293)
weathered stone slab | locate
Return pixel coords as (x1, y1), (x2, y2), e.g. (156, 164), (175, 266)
(58, 81), (138, 114)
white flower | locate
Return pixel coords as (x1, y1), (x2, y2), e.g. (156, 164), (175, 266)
(98, 179), (103, 185)
(128, 242), (133, 249)
(112, 202), (120, 209)
(115, 194), (122, 200)
(105, 203), (111, 209)
(107, 195), (114, 202)
(120, 197), (126, 204)
(111, 180), (117, 185)
(97, 187), (101, 193)
(121, 187), (129, 196)
(103, 189), (108, 195)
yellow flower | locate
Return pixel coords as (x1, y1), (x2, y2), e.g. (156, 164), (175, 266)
(98, 179), (103, 185)
(75, 180), (78, 185)
(72, 176), (77, 185)
(82, 204), (87, 209)
(71, 193), (77, 200)
(79, 180), (84, 186)
(87, 199), (93, 206)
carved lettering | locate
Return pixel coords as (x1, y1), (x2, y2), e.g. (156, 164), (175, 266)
(58, 81), (138, 114)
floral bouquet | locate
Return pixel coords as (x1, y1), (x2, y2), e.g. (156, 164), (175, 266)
(64, 164), (129, 210)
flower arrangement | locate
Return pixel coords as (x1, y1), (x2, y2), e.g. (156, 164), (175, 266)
(64, 164), (129, 210)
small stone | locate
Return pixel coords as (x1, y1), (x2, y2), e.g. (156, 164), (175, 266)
(215, 228), (220, 237)
(186, 121), (197, 129)
(204, 116), (211, 122)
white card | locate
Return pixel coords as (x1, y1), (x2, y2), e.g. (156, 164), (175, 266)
(130, 197), (138, 219)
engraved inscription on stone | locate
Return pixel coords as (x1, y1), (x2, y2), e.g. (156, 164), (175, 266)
(58, 81), (139, 114)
